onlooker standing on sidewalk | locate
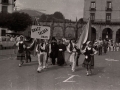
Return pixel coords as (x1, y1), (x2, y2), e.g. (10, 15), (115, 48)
(103, 39), (108, 54)
(108, 40), (111, 52)
(98, 37), (103, 55)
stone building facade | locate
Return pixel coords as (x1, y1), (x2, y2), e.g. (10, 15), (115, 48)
(84, 0), (120, 42)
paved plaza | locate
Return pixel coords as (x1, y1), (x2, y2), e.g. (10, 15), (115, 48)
(0, 49), (120, 90)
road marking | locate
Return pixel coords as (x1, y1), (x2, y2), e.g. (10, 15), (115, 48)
(63, 75), (80, 83)
(105, 58), (119, 61)
(63, 75), (75, 82)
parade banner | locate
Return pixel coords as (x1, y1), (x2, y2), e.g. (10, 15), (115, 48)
(31, 25), (50, 39)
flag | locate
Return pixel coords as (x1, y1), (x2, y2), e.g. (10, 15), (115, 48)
(76, 18), (91, 49)
(24, 38), (37, 56)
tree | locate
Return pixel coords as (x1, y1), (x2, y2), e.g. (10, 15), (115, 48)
(38, 14), (47, 21)
(0, 12), (32, 32)
(9, 12), (32, 32)
(78, 18), (84, 23)
(53, 11), (65, 20)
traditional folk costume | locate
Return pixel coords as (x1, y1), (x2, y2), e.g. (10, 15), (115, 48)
(82, 41), (97, 76)
(24, 38), (32, 63)
(36, 41), (47, 72)
(67, 40), (77, 72)
(57, 41), (66, 66)
(25, 47), (31, 63)
(16, 40), (26, 67)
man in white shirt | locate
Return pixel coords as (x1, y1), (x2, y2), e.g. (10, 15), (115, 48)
(67, 39), (77, 72)
(36, 39), (47, 73)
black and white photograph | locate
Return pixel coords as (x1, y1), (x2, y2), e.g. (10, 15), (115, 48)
(0, 0), (120, 90)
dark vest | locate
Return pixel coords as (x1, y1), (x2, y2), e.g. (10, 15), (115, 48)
(18, 43), (24, 53)
(37, 43), (47, 52)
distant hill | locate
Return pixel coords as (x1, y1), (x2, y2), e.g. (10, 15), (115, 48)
(18, 9), (44, 17)
(18, 9), (75, 22)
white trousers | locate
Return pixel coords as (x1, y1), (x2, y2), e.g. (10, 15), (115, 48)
(37, 52), (47, 71)
(116, 47), (119, 51)
(69, 52), (77, 71)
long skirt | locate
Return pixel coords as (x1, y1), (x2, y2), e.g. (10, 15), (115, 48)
(17, 51), (25, 60)
(82, 56), (94, 69)
(57, 51), (65, 66)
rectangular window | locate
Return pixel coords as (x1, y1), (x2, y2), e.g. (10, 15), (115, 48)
(106, 13), (111, 21)
(90, 13), (95, 21)
(2, 6), (8, 13)
(91, 1), (96, 8)
(1, 30), (6, 36)
(107, 1), (112, 9)
(2, 0), (9, 4)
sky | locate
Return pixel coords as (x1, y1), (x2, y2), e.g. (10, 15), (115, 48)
(15, 0), (84, 21)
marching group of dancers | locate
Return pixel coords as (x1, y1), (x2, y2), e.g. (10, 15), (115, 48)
(16, 36), (98, 76)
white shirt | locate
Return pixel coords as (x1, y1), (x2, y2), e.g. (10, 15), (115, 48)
(67, 42), (76, 53)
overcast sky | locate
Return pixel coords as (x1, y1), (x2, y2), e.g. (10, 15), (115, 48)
(16, 0), (84, 21)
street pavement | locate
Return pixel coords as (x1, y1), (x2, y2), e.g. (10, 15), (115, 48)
(0, 50), (120, 90)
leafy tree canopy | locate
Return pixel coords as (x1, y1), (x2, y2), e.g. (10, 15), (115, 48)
(38, 11), (65, 22)
(0, 12), (32, 32)
(53, 11), (65, 20)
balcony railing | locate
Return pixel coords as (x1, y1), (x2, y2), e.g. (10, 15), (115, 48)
(106, 7), (112, 11)
(1, 0), (9, 5)
(83, 19), (120, 24)
(89, 7), (96, 11)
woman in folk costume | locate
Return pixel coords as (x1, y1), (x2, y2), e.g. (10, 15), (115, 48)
(16, 36), (26, 67)
(82, 41), (97, 76)
(57, 39), (66, 66)
(67, 39), (77, 72)
(36, 39), (47, 73)
(24, 36), (32, 63)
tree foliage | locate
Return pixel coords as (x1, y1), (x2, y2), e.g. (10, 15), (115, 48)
(0, 12), (32, 32)
(78, 18), (84, 23)
(38, 11), (65, 22)
(38, 14), (47, 21)
(53, 11), (65, 20)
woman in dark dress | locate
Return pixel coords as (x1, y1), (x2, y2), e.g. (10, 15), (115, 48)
(82, 41), (97, 76)
(57, 39), (66, 66)
(16, 36), (26, 67)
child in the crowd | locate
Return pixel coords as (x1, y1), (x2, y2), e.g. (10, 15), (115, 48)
(82, 41), (97, 76)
